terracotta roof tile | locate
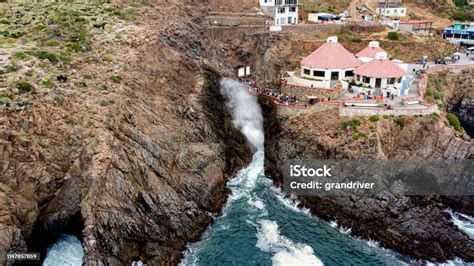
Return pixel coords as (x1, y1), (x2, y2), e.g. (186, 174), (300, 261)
(301, 42), (362, 69)
(354, 59), (406, 78)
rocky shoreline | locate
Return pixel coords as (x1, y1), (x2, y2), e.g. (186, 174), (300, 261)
(260, 96), (474, 262)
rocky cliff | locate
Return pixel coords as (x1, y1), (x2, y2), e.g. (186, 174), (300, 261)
(261, 94), (474, 262)
(0, 1), (252, 265)
(427, 67), (474, 137)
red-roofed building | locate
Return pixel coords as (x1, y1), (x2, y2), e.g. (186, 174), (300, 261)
(287, 37), (408, 94)
(356, 41), (386, 63)
(354, 52), (406, 94)
(299, 36), (362, 88)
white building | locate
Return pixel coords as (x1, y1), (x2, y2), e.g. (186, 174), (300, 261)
(286, 38), (407, 94)
(376, 0), (406, 18)
(259, 0), (298, 25)
(354, 52), (406, 96)
(296, 36), (362, 88)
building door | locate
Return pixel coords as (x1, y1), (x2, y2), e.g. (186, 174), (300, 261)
(331, 71), (339, 81)
(375, 78), (382, 88)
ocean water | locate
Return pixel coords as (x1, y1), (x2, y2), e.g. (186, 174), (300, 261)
(180, 151), (407, 266)
(445, 209), (474, 240)
(43, 234), (83, 266)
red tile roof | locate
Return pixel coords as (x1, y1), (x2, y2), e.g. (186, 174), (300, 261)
(356, 46), (386, 58)
(301, 42), (362, 69)
(354, 59), (406, 78)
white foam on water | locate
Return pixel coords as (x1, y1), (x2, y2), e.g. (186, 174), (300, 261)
(366, 239), (380, 248)
(270, 185), (312, 216)
(43, 234), (84, 266)
(426, 257), (467, 266)
(445, 209), (474, 239)
(339, 226), (352, 235)
(256, 219), (324, 266)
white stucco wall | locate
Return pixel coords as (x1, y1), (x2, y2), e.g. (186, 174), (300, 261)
(300, 67), (355, 88)
(376, 7), (406, 17)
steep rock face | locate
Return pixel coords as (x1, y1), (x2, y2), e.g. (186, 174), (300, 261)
(436, 68), (474, 137)
(0, 2), (251, 265)
(261, 97), (474, 262)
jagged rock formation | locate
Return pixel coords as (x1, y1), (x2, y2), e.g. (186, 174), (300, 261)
(0, 2), (252, 265)
(261, 95), (474, 262)
(429, 68), (474, 137)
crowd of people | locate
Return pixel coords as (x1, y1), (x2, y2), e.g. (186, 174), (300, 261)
(251, 86), (301, 106)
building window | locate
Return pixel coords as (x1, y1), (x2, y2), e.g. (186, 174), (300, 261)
(401, 9), (405, 13)
(388, 78), (396, 85)
(278, 8), (285, 14)
(394, 9), (398, 13)
(345, 70), (354, 77)
(454, 33), (461, 38)
(289, 7), (296, 12)
(313, 70), (325, 77)
(398, 77), (402, 83)
(363, 76), (370, 84)
(303, 68), (310, 75)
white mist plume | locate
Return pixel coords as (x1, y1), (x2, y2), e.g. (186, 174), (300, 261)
(220, 78), (264, 151)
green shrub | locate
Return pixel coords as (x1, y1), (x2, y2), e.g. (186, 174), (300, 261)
(350, 37), (362, 43)
(15, 81), (35, 93)
(17, 98), (29, 106)
(454, 0), (468, 7)
(383, 115), (390, 119)
(340, 121), (349, 129)
(352, 132), (361, 141)
(446, 113), (462, 132)
(100, 84), (108, 91)
(395, 118), (405, 129)
(350, 119), (361, 130)
(0, 97), (11, 107)
(432, 112), (440, 120)
(369, 115), (380, 122)
(9, 31), (24, 38)
(110, 75), (122, 83)
(41, 77), (55, 88)
(30, 50), (60, 64)
(45, 39), (60, 47)
(433, 91), (444, 100)
(387, 31), (400, 41)
(10, 51), (28, 60)
(4, 62), (21, 73)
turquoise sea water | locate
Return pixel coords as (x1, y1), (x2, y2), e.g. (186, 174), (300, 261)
(181, 151), (407, 266)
